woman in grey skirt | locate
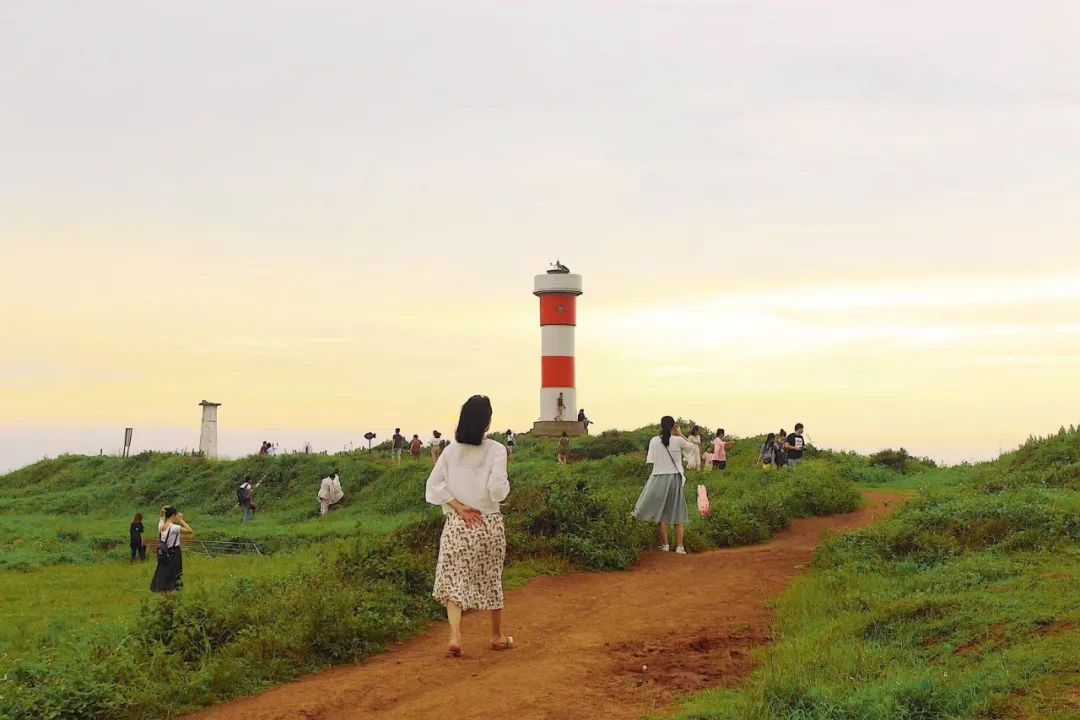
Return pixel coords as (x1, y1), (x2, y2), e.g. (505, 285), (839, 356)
(633, 416), (692, 554)
(425, 395), (513, 657)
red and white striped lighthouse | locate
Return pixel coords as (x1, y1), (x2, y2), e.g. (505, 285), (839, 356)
(532, 262), (585, 436)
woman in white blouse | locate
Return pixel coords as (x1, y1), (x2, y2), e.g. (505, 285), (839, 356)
(632, 416), (693, 554)
(425, 395), (512, 657)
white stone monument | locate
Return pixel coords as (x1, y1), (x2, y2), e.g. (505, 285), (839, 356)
(198, 400), (221, 458)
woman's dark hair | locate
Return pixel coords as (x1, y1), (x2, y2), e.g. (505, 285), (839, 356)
(455, 395), (493, 445)
(163, 506), (178, 519)
(765, 433), (776, 444)
(716, 428), (725, 437)
(133, 512), (143, 524)
(778, 428), (786, 437)
(691, 425), (700, 434)
(660, 416), (676, 447)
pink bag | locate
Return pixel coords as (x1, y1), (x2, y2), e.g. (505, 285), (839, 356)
(697, 484), (711, 516)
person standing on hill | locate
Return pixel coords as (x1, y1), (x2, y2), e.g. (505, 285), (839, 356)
(129, 513), (146, 562)
(685, 425), (702, 471)
(505, 429), (516, 457)
(633, 416), (692, 554)
(391, 428), (406, 465)
(318, 470), (344, 517)
(712, 429), (735, 470)
(785, 423), (806, 468)
(425, 395), (512, 658)
(410, 434), (424, 461)
(557, 432), (570, 464)
(151, 506), (193, 594)
(430, 431), (444, 462)
(773, 429), (788, 469)
(237, 478), (261, 526)
(760, 433), (778, 469)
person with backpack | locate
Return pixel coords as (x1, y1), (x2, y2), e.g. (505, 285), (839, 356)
(759, 433), (778, 469)
(391, 428), (406, 464)
(633, 416), (692, 554)
(410, 434), (424, 460)
(151, 506), (193, 594)
(237, 478), (261, 526)
(774, 428), (789, 469)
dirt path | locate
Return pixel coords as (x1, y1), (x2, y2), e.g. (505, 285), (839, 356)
(189, 491), (904, 720)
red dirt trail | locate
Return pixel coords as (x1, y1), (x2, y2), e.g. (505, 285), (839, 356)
(189, 491), (904, 720)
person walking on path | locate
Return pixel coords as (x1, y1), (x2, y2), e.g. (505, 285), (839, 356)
(785, 424), (807, 468)
(318, 470), (344, 517)
(410, 434), (424, 461)
(555, 392), (566, 421)
(151, 506), (192, 594)
(129, 512), (146, 562)
(505, 429), (516, 457)
(712, 428), (735, 470)
(237, 478), (261, 526)
(430, 431), (444, 462)
(759, 433), (779, 469)
(685, 425), (702, 471)
(391, 429), (406, 465)
(425, 395), (512, 658)
(557, 432), (570, 464)
(633, 416), (692, 554)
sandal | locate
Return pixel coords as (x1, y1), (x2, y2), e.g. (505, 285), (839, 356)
(490, 635), (515, 651)
(446, 644), (463, 658)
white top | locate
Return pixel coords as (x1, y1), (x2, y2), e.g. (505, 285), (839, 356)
(318, 475), (344, 504)
(159, 522), (183, 549)
(506, 432), (516, 444)
(425, 439), (510, 515)
(646, 435), (692, 477)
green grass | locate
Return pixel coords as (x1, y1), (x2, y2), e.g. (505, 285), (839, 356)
(673, 425), (1080, 720)
(0, 424), (872, 720)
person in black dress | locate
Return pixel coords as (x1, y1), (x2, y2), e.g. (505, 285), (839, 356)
(151, 506), (193, 594)
(129, 513), (146, 562)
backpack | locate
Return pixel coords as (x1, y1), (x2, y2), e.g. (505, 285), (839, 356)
(410, 438), (423, 453)
(237, 483), (251, 505)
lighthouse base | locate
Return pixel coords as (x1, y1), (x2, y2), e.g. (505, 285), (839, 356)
(530, 420), (589, 438)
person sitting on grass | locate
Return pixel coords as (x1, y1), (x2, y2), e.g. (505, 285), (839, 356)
(632, 416), (691, 554)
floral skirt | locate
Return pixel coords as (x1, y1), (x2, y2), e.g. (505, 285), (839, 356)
(433, 513), (506, 611)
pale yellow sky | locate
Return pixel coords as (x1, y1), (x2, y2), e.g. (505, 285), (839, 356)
(2, 1), (1079, 469)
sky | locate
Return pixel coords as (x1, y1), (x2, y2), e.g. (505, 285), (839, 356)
(2, 1), (1079, 471)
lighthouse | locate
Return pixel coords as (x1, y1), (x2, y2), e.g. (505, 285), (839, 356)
(531, 261), (588, 437)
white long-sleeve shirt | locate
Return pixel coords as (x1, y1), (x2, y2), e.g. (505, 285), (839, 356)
(425, 439), (510, 515)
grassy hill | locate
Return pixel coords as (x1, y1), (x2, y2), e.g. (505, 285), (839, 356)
(0, 425), (871, 720)
(675, 426), (1080, 719)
